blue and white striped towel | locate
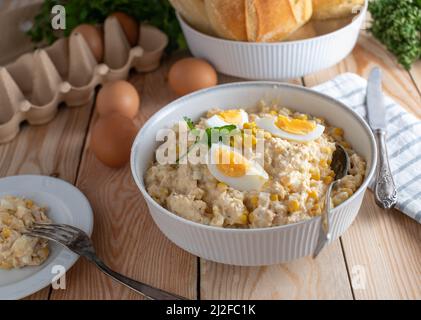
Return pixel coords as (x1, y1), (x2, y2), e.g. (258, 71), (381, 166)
(312, 73), (421, 224)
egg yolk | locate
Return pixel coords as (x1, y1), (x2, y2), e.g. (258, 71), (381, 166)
(275, 115), (316, 135)
(218, 110), (242, 124)
(215, 150), (249, 177)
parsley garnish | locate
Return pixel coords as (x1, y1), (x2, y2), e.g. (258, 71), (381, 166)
(176, 118), (239, 164)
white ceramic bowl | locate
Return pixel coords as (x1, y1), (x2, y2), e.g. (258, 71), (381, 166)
(131, 82), (377, 266)
(177, 1), (367, 80)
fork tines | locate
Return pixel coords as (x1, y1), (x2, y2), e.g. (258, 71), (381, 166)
(27, 223), (80, 244)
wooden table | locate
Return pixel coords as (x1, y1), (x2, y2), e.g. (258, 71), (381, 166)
(2, 32), (420, 300)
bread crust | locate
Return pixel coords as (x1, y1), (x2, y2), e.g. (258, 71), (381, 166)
(312, 0), (365, 20)
(169, 0), (214, 35)
(245, 0), (313, 42)
(204, 0), (248, 41)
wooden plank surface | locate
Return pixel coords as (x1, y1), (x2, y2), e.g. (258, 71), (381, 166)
(0, 100), (93, 299)
(304, 33), (421, 300)
(409, 60), (421, 96)
(201, 241), (353, 300)
(50, 56), (197, 300)
(2, 31), (420, 300)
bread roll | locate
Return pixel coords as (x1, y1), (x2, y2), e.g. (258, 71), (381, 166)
(204, 0), (248, 41)
(245, 0), (313, 42)
(169, 0), (214, 35)
(312, 0), (365, 20)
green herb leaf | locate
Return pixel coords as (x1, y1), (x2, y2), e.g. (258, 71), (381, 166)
(205, 125), (238, 147)
(176, 122), (239, 163)
(368, 0), (421, 70)
(183, 117), (196, 130)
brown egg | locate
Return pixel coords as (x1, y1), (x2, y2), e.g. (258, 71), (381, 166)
(96, 80), (140, 119)
(90, 113), (138, 168)
(110, 12), (139, 47)
(168, 58), (218, 96)
(71, 24), (104, 62)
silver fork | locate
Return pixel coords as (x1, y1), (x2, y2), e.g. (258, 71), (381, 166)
(25, 223), (187, 300)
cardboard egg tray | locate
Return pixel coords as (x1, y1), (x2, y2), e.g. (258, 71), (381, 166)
(0, 16), (168, 144)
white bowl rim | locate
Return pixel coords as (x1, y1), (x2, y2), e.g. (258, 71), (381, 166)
(176, 0), (368, 46)
(130, 81), (377, 234)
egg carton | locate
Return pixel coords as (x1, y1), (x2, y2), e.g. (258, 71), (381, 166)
(0, 16), (168, 144)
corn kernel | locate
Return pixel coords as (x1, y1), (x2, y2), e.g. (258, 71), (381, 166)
(310, 168), (320, 180)
(296, 114), (308, 120)
(270, 110), (278, 115)
(25, 200), (34, 209)
(264, 132), (272, 139)
(321, 146), (331, 153)
(288, 199), (300, 212)
(250, 196), (259, 207)
(251, 135), (257, 146)
(1, 227), (11, 239)
(327, 159), (332, 165)
(39, 247), (49, 257)
(323, 176), (334, 184)
(239, 213), (248, 224)
(308, 190), (318, 200)
(310, 181), (318, 187)
(243, 122), (256, 129)
(217, 182), (228, 191)
(270, 194), (279, 201)
(332, 128), (344, 136)
(159, 187), (169, 196)
(319, 159), (328, 168)
(310, 204), (321, 216)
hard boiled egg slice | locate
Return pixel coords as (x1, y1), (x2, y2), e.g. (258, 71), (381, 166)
(205, 109), (249, 129)
(255, 115), (325, 142)
(207, 144), (268, 192)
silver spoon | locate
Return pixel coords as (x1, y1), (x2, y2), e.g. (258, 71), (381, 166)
(313, 144), (350, 258)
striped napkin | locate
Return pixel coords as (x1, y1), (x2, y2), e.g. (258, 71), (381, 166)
(312, 73), (421, 224)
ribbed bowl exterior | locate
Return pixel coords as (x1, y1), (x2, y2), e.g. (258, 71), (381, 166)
(177, 4), (366, 80)
(131, 81), (377, 266)
(146, 191), (364, 266)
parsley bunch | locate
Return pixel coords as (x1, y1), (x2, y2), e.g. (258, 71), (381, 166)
(368, 0), (421, 70)
(27, 0), (185, 52)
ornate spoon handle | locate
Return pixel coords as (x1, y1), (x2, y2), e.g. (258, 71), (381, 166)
(374, 129), (398, 209)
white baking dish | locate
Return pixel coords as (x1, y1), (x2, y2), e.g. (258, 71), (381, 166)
(131, 82), (377, 266)
(176, 1), (367, 80)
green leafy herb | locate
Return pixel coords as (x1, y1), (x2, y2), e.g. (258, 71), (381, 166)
(27, 0), (185, 53)
(183, 117), (196, 131)
(176, 119), (238, 163)
(368, 0), (421, 70)
(205, 125), (238, 147)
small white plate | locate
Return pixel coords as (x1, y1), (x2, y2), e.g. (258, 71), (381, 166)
(0, 175), (94, 300)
